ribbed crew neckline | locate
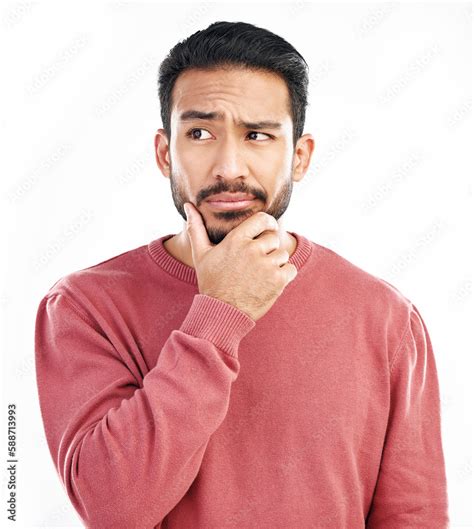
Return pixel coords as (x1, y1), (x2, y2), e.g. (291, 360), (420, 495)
(148, 231), (313, 285)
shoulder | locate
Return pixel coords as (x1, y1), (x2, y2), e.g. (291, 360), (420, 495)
(40, 242), (150, 315)
(314, 242), (412, 306)
(304, 239), (415, 354)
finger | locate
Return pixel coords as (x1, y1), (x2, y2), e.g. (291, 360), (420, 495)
(235, 211), (279, 241)
(267, 248), (290, 267)
(184, 202), (212, 261)
(253, 230), (281, 254)
(280, 262), (298, 282)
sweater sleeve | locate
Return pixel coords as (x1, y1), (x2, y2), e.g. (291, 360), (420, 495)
(34, 291), (256, 529)
(366, 303), (450, 528)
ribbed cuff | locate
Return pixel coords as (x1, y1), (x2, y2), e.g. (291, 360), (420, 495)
(179, 294), (256, 357)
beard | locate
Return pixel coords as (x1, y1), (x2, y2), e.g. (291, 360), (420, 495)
(168, 159), (294, 245)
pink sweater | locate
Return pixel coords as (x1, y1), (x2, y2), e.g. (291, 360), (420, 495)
(34, 231), (449, 528)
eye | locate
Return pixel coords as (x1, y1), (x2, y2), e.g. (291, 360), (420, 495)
(185, 128), (213, 140)
(185, 128), (274, 142)
(247, 131), (273, 141)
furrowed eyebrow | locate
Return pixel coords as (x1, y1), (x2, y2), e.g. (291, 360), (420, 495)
(179, 110), (282, 130)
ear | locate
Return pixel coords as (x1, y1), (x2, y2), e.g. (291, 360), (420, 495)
(154, 128), (171, 178)
(291, 133), (315, 183)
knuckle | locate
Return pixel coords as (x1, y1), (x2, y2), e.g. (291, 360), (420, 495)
(288, 264), (298, 280)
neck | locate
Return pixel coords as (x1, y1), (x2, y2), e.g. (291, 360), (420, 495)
(164, 217), (297, 270)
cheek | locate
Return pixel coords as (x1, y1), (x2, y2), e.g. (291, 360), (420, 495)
(172, 137), (290, 190)
(170, 140), (197, 176)
(257, 151), (290, 183)
(174, 138), (213, 173)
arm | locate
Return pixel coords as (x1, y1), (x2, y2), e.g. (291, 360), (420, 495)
(366, 303), (450, 528)
(34, 292), (255, 528)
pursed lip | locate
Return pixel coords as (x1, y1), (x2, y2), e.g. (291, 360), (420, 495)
(205, 193), (256, 202)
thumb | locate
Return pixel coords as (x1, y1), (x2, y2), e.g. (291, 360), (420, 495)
(183, 202), (212, 260)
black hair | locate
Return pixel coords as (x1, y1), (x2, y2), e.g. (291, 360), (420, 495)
(158, 20), (309, 148)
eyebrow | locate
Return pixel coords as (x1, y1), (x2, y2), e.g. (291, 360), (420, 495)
(179, 110), (283, 130)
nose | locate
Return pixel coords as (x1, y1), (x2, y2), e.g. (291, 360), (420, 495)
(211, 134), (249, 181)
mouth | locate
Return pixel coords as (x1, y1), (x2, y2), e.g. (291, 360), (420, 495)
(205, 193), (257, 211)
(205, 199), (257, 210)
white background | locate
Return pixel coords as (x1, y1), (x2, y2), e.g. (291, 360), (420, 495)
(1, 1), (472, 527)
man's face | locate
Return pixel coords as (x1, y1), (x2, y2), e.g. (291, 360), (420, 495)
(158, 67), (303, 244)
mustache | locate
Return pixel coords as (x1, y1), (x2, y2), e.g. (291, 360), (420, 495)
(198, 185), (265, 203)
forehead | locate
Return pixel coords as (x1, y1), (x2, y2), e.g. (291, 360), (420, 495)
(170, 67), (291, 123)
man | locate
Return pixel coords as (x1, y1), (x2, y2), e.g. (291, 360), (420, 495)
(35, 21), (449, 528)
